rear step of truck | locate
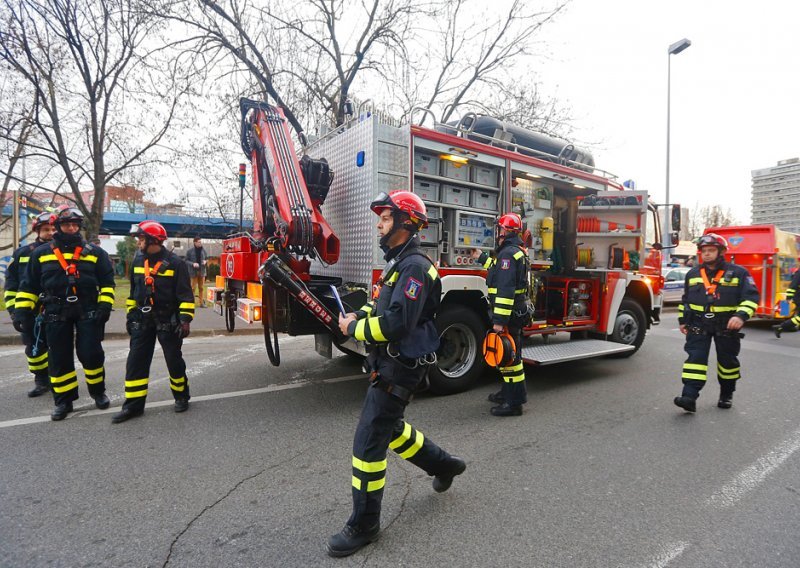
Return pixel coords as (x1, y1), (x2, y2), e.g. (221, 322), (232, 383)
(521, 339), (634, 365)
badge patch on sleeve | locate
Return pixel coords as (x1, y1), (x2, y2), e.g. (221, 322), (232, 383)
(500, 259), (511, 270)
(404, 277), (423, 300)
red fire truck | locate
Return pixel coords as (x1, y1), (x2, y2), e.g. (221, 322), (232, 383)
(704, 224), (800, 320)
(210, 100), (673, 394)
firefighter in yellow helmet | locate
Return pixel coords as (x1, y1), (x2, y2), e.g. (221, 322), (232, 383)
(470, 212), (530, 416)
(674, 233), (759, 412)
(112, 221), (195, 423)
(15, 206), (115, 421)
(327, 190), (466, 557)
(4, 212), (56, 397)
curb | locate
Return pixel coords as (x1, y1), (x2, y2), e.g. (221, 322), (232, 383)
(0, 327), (264, 347)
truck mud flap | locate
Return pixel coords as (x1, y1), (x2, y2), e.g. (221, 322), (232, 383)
(521, 339), (634, 365)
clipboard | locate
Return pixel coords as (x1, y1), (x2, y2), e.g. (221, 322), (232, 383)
(329, 285), (346, 316)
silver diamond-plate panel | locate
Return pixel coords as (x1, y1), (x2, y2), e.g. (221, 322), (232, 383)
(521, 339), (634, 365)
(306, 118), (411, 287)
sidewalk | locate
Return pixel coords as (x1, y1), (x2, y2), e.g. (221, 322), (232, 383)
(0, 304), (263, 346)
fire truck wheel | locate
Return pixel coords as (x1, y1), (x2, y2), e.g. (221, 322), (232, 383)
(429, 306), (487, 395)
(607, 298), (646, 357)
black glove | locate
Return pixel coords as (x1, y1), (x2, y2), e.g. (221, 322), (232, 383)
(11, 311), (24, 333)
(95, 305), (111, 325)
(18, 314), (34, 334)
(177, 321), (191, 339)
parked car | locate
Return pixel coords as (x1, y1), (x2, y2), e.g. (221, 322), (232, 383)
(662, 267), (690, 304)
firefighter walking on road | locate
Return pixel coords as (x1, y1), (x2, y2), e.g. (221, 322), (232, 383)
(773, 268), (800, 338)
(112, 221), (195, 423)
(4, 212), (56, 397)
(15, 206), (115, 421)
(674, 233), (759, 412)
(328, 191), (466, 558)
(471, 212), (529, 417)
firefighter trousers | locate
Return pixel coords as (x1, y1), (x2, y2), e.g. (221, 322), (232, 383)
(499, 326), (527, 406)
(680, 330), (741, 401)
(348, 363), (456, 530)
(122, 325), (189, 413)
(21, 327), (48, 388)
(45, 316), (106, 406)
(777, 312), (800, 333)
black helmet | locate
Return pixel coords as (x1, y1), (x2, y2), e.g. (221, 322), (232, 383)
(54, 205), (84, 227)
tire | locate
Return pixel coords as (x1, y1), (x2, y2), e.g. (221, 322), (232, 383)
(607, 297), (647, 358)
(428, 305), (488, 395)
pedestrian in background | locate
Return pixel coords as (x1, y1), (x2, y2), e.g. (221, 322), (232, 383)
(674, 234), (759, 412)
(185, 236), (207, 307)
(4, 212), (56, 397)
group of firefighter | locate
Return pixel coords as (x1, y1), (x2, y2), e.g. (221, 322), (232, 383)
(5, 191), (798, 558)
(5, 206), (196, 423)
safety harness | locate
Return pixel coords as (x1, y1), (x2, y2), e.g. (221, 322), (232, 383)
(52, 244), (83, 302)
(141, 258), (163, 313)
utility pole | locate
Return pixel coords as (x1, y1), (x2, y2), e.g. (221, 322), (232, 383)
(12, 189), (19, 250)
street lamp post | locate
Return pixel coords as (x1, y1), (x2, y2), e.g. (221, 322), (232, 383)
(664, 37), (691, 253)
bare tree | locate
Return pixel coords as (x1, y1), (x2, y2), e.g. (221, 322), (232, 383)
(685, 203), (740, 239)
(0, 0), (186, 237)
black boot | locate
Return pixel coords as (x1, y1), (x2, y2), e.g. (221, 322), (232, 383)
(93, 394), (110, 410)
(773, 325), (782, 339)
(326, 524), (380, 557)
(673, 396), (696, 413)
(51, 402), (73, 421)
(174, 398), (189, 413)
(111, 407), (144, 424)
(432, 456), (466, 493)
(487, 391), (505, 404)
(718, 394), (733, 409)
(27, 384), (50, 398)
(490, 404), (522, 417)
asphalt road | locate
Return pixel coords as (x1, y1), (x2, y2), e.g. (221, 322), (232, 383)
(1, 310), (799, 567)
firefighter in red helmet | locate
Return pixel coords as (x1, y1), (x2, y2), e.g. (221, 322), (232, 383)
(15, 206), (115, 420)
(470, 212), (531, 416)
(674, 233), (759, 412)
(327, 190), (466, 557)
(4, 211), (56, 397)
(111, 221), (195, 423)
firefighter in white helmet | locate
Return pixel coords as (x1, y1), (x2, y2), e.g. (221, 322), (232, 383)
(674, 233), (759, 412)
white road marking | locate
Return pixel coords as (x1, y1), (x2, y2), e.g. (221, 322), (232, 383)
(642, 542), (690, 568)
(706, 425), (800, 508)
(0, 373), (367, 429)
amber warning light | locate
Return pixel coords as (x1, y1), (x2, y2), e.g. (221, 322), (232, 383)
(239, 163), (247, 188)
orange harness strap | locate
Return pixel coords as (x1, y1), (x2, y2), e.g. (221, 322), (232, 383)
(142, 259), (163, 305)
(700, 267), (725, 297)
(52, 245), (83, 297)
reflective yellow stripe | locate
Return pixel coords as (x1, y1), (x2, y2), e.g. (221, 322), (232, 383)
(18, 257), (29, 263)
(513, 250), (524, 260)
(367, 479), (385, 491)
(179, 302), (195, 310)
(398, 429), (424, 459)
(14, 300), (34, 309)
(482, 257), (494, 269)
(98, 297), (114, 305)
(739, 300), (758, 309)
(29, 362), (48, 371)
(427, 265), (438, 280)
(133, 267), (175, 276)
(28, 352), (48, 363)
(682, 372), (707, 381)
(84, 366), (103, 376)
(352, 476), (361, 490)
(51, 370), (77, 384)
(4, 291), (16, 300)
(126, 389), (148, 398)
(688, 277), (704, 285)
(354, 317), (387, 342)
(126, 299), (137, 306)
(352, 457), (387, 473)
(495, 297), (514, 305)
(125, 377), (149, 399)
(16, 291), (39, 302)
(84, 367), (104, 385)
(494, 307), (512, 316)
(52, 381), (79, 393)
(39, 253), (98, 263)
(170, 377), (186, 392)
(683, 363), (707, 371)
(688, 304), (740, 313)
(389, 422), (413, 450)
(387, 272), (399, 284)
(126, 378), (149, 388)
(515, 289), (526, 295)
(368, 318), (387, 342)
(100, 287), (114, 295)
(487, 287), (497, 294)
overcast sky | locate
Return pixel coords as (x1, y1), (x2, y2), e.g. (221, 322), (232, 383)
(533, 0), (800, 223)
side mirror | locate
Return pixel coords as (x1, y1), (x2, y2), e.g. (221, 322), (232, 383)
(671, 204), (681, 232)
(671, 231), (679, 246)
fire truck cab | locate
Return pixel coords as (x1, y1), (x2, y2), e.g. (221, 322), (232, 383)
(214, 103), (668, 395)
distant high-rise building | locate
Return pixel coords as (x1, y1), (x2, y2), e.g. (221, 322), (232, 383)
(751, 158), (800, 233)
